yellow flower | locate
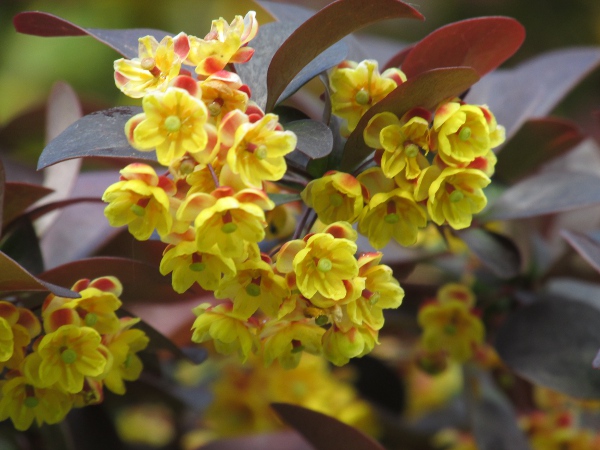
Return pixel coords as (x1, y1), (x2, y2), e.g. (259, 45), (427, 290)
(103, 318), (149, 395)
(0, 303), (17, 362)
(103, 163), (176, 240)
(43, 276), (123, 335)
(177, 187), (274, 259)
(191, 301), (258, 361)
(433, 100), (493, 167)
(329, 60), (406, 134)
(358, 188), (427, 249)
(114, 32), (190, 98)
(427, 167), (491, 230)
(301, 171), (364, 225)
(261, 319), (325, 369)
(160, 240), (236, 293)
(220, 110), (297, 188)
(277, 227), (359, 301)
(0, 302), (39, 371)
(187, 11), (258, 76)
(418, 295), (484, 363)
(0, 376), (73, 431)
(322, 324), (378, 366)
(199, 70), (249, 122)
(35, 325), (110, 393)
(215, 256), (289, 318)
(380, 115), (431, 179)
(126, 87), (217, 166)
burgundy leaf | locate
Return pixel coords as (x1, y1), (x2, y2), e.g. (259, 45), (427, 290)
(495, 118), (585, 183)
(341, 67), (479, 172)
(561, 229), (600, 274)
(401, 17), (525, 78)
(271, 402), (384, 450)
(38, 257), (202, 305)
(0, 251), (77, 298)
(13, 11), (170, 59)
(0, 160), (5, 238)
(2, 183), (53, 227)
(265, 0), (424, 112)
(467, 47), (600, 141)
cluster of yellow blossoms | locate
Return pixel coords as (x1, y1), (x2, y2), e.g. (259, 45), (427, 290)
(102, 10), (504, 369)
(0, 277), (148, 430)
(312, 60), (505, 249)
(416, 283), (485, 368)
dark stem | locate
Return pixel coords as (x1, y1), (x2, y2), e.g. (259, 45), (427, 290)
(351, 156), (376, 176)
(208, 163), (219, 188)
(292, 207), (314, 240)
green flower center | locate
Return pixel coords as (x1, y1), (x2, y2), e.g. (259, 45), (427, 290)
(189, 262), (206, 272)
(329, 193), (343, 207)
(404, 143), (419, 158)
(449, 190), (464, 203)
(291, 344), (305, 354)
(245, 283), (261, 297)
(384, 213), (399, 224)
(124, 353), (132, 369)
(164, 115), (182, 133)
(130, 204), (145, 217)
(315, 315), (329, 326)
(354, 89), (370, 105)
(208, 102), (222, 117)
(444, 324), (457, 335)
(84, 313), (98, 327)
(221, 222), (238, 234)
(317, 258), (333, 272)
(459, 126), (472, 141)
(255, 145), (268, 160)
(140, 57), (156, 71)
(61, 348), (78, 364)
(24, 396), (39, 408)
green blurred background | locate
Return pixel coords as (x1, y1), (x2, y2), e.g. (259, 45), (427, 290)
(1, 0), (600, 151)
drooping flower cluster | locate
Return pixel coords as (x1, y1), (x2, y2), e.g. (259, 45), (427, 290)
(0, 277), (148, 430)
(417, 283), (484, 365)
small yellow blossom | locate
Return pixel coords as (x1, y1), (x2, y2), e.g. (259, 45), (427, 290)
(301, 171), (364, 224)
(418, 285), (484, 363)
(433, 100), (495, 167)
(103, 318), (149, 395)
(329, 60), (406, 134)
(126, 87), (216, 166)
(114, 32), (190, 98)
(261, 319), (325, 369)
(103, 163), (177, 240)
(177, 187), (274, 259)
(220, 110), (297, 188)
(199, 70), (249, 122)
(427, 167), (491, 230)
(191, 302), (258, 361)
(36, 325), (110, 393)
(380, 115), (431, 179)
(323, 324), (378, 366)
(187, 11), (258, 76)
(160, 240), (236, 293)
(0, 376), (73, 431)
(358, 188), (427, 249)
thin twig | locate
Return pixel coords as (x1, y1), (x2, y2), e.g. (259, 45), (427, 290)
(207, 163), (219, 188)
(292, 207), (313, 240)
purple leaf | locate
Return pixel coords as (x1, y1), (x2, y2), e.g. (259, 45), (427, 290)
(13, 11), (170, 59)
(265, 0), (424, 112)
(561, 229), (600, 274)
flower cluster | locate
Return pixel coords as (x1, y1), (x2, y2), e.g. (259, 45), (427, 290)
(416, 283), (484, 366)
(176, 353), (377, 446)
(0, 277), (148, 430)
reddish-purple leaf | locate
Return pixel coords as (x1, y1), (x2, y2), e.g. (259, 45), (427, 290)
(38, 257), (202, 304)
(265, 0), (424, 112)
(201, 431), (312, 450)
(383, 44), (414, 71)
(483, 170), (600, 221)
(37, 107), (154, 170)
(2, 183), (53, 227)
(467, 47), (600, 141)
(0, 251), (77, 298)
(401, 17), (525, 78)
(271, 403), (384, 450)
(13, 11), (170, 59)
(341, 67), (479, 171)
(561, 229), (600, 274)
(495, 118), (585, 184)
